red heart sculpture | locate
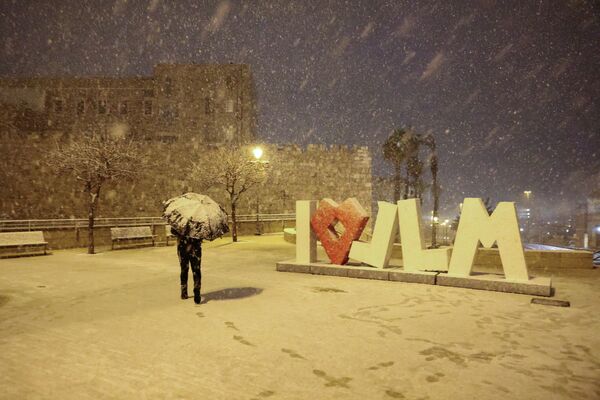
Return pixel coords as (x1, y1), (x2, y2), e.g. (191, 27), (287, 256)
(310, 198), (369, 265)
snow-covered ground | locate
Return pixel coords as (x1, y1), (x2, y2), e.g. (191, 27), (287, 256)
(0, 235), (599, 399)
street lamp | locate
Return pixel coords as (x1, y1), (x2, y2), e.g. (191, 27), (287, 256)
(252, 146), (263, 160)
(253, 146), (265, 236)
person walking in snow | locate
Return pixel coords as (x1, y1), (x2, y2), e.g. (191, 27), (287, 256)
(173, 228), (203, 304)
(163, 193), (229, 305)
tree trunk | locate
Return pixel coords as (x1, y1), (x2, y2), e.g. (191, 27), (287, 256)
(230, 200), (238, 242)
(87, 185), (100, 254)
(393, 163), (402, 202)
(403, 167), (410, 199)
(431, 154), (439, 248)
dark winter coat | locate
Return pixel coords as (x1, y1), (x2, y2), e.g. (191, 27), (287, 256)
(171, 228), (202, 258)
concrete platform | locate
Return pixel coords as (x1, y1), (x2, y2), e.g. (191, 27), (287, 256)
(388, 269), (437, 285)
(276, 259), (437, 285)
(436, 273), (552, 297)
(276, 260), (552, 295)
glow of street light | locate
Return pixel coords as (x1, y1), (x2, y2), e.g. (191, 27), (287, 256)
(252, 146), (263, 160)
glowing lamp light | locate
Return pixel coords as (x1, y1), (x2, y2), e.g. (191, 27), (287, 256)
(252, 146), (263, 160)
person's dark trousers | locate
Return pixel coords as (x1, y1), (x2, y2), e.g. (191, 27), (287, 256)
(177, 242), (202, 302)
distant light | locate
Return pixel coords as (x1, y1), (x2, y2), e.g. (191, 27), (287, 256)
(252, 146), (263, 160)
(519, 228), (524, 232)
(595, 226), (600, 233)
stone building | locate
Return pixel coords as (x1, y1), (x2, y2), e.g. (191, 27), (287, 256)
(0, 63), (256, 143)
(0, 64), (375, 233)
(575, 190), (600, 249)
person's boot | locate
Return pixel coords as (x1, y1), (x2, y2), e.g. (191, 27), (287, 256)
(193, 288), (201, 304)
(181, 285), (188, 300)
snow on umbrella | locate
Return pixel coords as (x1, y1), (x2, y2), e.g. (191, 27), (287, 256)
(163, 193), (230, 241)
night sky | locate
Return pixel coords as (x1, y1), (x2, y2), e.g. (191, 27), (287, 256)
(1, 0), (599, 218)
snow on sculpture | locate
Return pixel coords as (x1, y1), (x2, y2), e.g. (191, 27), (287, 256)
(297, 197), (531, 282)
(285, 197), (550, 296)
(310, 198), (369, 265)
(396, 199), (451, 272)
(448, 198), (529, 282)
(296, 200), (317, 264)
(349, 201), (398, 269)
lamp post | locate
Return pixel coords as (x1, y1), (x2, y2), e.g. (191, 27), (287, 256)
(522, 190), (533, 242)
(431, 215), (439, 248)
(253, 146), (264, 235)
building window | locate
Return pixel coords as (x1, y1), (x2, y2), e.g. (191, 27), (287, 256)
(144, 100), (153, 116)
(98, 100), (107, 115)
(160, 104), (178, 123)
(54, 99), (63, 114)
(77, 100), (85, 115)
(225, 99), (235, 113)
(225, 76), (235, 89)
(143, 89), (154, 97)
(119, 101), (128, 115)
(204, 97), (213, 114)
(164, 77), (172, 95)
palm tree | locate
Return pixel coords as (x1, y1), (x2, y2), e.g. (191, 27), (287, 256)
(384, 128), (443, 247)
(383, 128), (410, 202)
(422, 134), (440, 247)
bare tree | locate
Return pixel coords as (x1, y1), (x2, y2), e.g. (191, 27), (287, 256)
(191, 145), (268, 242)
(46, 134), (144, 254)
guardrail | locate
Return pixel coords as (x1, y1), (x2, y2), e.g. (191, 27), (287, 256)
(0, 214), (296, 231)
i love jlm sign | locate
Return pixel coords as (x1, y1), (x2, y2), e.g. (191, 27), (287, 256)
(296, 197), (532, 283)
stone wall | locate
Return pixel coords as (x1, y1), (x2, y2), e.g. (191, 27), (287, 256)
(0, 63), (256, 144)
(0, 137), (372, 227)
(388, 245), (592, 270)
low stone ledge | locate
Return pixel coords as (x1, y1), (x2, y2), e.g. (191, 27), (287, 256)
(436, 273), (552, 297)
(388, 269), (437, 285)
(276, 261), (311, 274)
(276, 260), (553, 296)
(311, 264), (349, 277)
(347, 267), (389, 281)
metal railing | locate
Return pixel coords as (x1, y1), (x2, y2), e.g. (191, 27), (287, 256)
(0, 214), (296, 231)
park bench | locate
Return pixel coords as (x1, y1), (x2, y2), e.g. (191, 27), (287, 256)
(165, 225), (176, 246)
(110, 226), (156, 250)
(0, 231), (49, 258)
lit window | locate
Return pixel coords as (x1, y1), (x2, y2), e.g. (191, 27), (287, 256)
(226, 99), (234, 113)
